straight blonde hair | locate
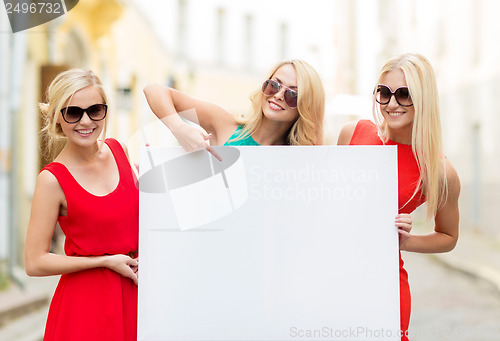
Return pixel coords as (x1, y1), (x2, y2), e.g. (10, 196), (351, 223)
(40, 69), (108, 161)
(236, 60), (325, 145)
(373, 53), (447, 218)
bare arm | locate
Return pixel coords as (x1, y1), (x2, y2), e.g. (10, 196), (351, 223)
(399, 159), (461, 253)
(25, 170), (138, 284)
(143, 84), (236, 157)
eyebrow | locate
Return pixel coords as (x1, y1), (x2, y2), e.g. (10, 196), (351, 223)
(274, 77), (297, 89)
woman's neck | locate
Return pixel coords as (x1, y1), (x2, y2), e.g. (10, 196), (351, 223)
(57, 141), (103, 165)
(252, 119), (292, 145)
(386, 126), (413, 145)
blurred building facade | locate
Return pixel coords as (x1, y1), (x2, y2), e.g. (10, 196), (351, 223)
(1, 0), (499, 287)
(139, 0), (337, 120)
(0, 0), (173, 285)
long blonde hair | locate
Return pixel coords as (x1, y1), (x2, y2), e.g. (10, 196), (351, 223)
(373, 53), (447, 218)
(236, 60), (325, 145)
(40, 69), (108, 161)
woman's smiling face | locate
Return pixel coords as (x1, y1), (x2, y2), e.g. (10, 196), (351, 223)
(57, 85), (106, 147)
(261, 63), (300, 124)
(379, 69), (415, 144)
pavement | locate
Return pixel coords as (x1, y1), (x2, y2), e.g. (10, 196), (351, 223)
(430, 228), (500, 295)
(0, 269), (58, 341)
(0, 230), (498, 340)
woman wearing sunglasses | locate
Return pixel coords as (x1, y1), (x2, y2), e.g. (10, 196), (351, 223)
(338, 53), (461, 340)
(25, 69), (139, 340)
(143, 59), (324, 156)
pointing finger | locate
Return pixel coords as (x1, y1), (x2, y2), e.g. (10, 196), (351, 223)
(206, 145), (222, 162)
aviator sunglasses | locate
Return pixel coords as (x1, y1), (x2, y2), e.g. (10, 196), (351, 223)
(262, 79), (298, 108)
(60, 104), (108, 124)
(375, 84), (413, 107)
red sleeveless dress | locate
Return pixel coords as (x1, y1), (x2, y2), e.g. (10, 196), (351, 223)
(42, 138), (139, 341)
(350, 120), (425, 341)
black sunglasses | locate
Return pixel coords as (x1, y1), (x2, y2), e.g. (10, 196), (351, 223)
(375, 85), (413, 107)
(60, 104), (108, 124)
(262, 79), (298, 108)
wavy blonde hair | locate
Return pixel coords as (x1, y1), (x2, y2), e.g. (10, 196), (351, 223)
(236, 60), (325, 145)
(40, 69), (108, 161)
(373, 53), (447, 218)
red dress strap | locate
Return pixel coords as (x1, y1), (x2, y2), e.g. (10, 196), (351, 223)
(105, 138), (138, 189)
(350, 120), (382, 145)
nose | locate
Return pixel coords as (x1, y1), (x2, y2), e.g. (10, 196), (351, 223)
(387, 93), (400, 107)
(274, 87), (287, 101)
(79, 111), (93, 124)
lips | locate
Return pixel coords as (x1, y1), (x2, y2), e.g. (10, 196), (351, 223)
(268, 100), (284, 111)
(76, 128), (95, 136)
(387, 112), (405, 117)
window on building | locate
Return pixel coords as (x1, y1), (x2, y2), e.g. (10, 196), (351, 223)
(177, 0), (188, 60)
(243, 13), (254, 70)
(279, 22), (288, 60)
(216, 7), (226, 66)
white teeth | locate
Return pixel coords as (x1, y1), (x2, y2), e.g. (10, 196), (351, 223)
(77, 129), (93, 134)
(269, 102), (283, 110)
(388, 112), (404, 117)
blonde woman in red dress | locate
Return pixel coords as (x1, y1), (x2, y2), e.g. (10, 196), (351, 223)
(338, 53), (461, 341)
(25, 69), (139, 341)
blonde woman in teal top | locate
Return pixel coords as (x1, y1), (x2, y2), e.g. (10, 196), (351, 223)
(144, 60), (325, 157)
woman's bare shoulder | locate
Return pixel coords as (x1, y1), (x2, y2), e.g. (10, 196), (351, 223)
(336, 121), (359, 145)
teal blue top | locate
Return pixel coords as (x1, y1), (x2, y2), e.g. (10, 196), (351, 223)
(224, 125), (260, 146)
